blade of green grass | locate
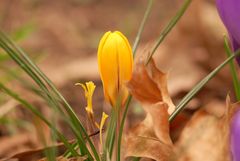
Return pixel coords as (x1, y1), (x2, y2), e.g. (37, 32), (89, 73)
(0, 64), (89, 158)
(223, 36), (240, 101)
(132, 0), (153, 56)
(0, 82), (79, 156)
(63, 142), (78, 158)
(0, 31), (97, 160)
(0, 31), (99, 160)
(145, 0), (192, 65)
(43, 143), (56, 160)
(8, 29), (100, 160)
(63, 130), (101, 158)
(169, 50), (240, 122)
(46, 112), (58, 161)
(0, 35), (61, 108)
(0, 34), (71, 128)
(0, 64), (89, 156)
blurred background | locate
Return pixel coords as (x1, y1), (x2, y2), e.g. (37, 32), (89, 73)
(0, 0), (236, 159)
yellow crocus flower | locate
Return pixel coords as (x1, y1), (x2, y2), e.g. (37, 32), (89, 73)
(76, 81), (96, 118)
(97, 31), (133, 107)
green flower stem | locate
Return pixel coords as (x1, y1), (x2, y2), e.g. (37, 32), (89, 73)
(116, 105), (121, 161)
(145, 0), (192, 65)
(169, 51), (240, 122)
(223, 36), (240, 101)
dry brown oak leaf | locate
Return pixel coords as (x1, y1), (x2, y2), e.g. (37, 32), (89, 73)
(125, 58), (175, 161)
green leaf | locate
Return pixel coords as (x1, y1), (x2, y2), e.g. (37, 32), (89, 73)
(145, 0), (192, 65)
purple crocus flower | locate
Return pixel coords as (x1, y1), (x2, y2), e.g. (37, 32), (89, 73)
(231, 110), (240, 161)
(216, 0), (240, 63)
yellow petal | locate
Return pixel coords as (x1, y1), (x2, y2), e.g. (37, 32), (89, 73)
(115, 31), (133, 104)
(75, 81), (96, 115)
(85, 81), (96, 115)
(99, 112), (109, 147)
(75, 83), (87, 98)
(98, 31), (133, 107)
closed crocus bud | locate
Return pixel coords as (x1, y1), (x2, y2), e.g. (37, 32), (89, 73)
(216, 0), (240, 63)
(98, 31), (133, 107)
(231, 110), (240, 161)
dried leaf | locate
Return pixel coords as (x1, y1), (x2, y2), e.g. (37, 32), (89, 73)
(5, 140), (74, 161)
(174, 96), (240, 161)
(0, 133), (36, 159)
(5, 130), (100, 161)
(127, 57), (175, 114)
(125, 102), (173, 161)
(125, 58), (175, 161)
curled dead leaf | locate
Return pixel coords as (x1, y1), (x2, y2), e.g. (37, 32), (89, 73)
(125, 58), (175, 161)
(127, 57), (175, 114)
